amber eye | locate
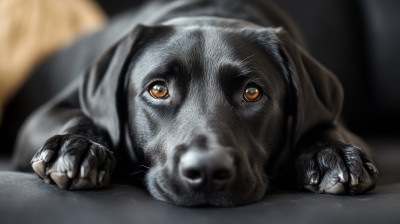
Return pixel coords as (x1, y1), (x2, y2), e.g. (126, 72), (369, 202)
(243, 86), (261, 102)
(149, 82), (168, 99)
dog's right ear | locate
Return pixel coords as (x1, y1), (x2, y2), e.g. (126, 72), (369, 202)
(79, 25), (145, 149)
(78, 25), (173, 150)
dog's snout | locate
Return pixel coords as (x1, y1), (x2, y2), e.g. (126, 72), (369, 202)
(179, 148), (235, 192)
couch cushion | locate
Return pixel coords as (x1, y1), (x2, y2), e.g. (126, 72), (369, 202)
(1, 171), (399, 224)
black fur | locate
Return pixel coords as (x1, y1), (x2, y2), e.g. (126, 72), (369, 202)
(12, 0), (378, 207)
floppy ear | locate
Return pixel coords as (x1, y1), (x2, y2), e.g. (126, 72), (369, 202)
(272, 29), (344, 147)
(79, 25), (146, 149)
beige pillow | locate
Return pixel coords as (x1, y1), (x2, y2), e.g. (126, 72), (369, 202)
(0, 0), (107, 124)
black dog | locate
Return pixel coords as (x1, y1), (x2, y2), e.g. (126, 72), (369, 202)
(12, 0), (378, 206)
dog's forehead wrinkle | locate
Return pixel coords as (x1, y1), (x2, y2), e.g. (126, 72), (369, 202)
(170, 27), (240, 64)
(163, 16), (264, 31)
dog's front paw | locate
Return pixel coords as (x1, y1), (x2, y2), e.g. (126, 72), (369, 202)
(31, 134), (115, 190)
(296, 142), (378, 195)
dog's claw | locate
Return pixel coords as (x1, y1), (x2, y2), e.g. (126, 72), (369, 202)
(67, 170), (74, 179)
(309, 172), (319, 185)
(32, 160), (47, 179)
(365, 162), (378, 174)
(350, 174), (359, 186)
(324, 182), (345, 194)
(50, 172), (70, 189)
(70, 178), (96, 190)
(98, 170), (106, 185)
(31, 148), (56, 179)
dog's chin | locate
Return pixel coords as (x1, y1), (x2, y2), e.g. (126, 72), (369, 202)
(145, 168), (267, 207)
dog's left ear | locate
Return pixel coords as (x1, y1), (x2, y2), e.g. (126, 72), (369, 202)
(79, 25), (146, 149)
(258, 28), (344, 147)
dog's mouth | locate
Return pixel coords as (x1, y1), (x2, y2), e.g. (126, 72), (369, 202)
(146, 168), (235, 207)
(144, 160), (267, 207)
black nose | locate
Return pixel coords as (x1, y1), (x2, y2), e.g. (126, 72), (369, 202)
(179, 149), (235, 192)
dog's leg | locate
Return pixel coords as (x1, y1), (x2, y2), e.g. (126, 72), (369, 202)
(30, 113), (116, 190)
(295, 124), (379, 195)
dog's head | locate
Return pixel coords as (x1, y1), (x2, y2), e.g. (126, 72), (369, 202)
(80, 17), (343, 206)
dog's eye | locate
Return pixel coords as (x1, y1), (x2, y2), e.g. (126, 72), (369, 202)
(149, 82), (169, 99)
(243, 86), (261, 102)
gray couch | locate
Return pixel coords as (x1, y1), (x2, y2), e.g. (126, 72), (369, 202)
(1, 0), (399, 223)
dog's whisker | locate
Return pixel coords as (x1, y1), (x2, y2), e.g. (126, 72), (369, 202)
(233, 54), (255, 76)
(240, 54), (256, 64)
(139, 165), (150, 169)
